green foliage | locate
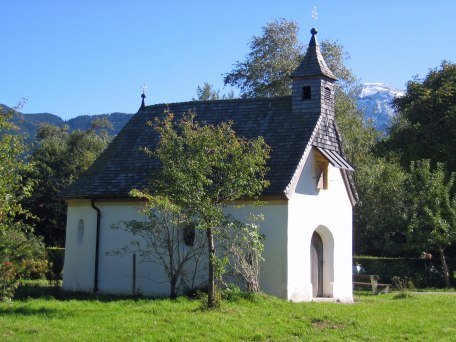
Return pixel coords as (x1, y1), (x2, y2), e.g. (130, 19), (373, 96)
(0, 103), (34, 232)
(150, 112), (270, 226)
(193, 82), (235, 101)
(354, 158), (409, 255)
(354, 257), (445, 288)
(384, 62), (456, 172)
(23, 121), (111, 246)
(223, 18), (303, 98)
(194, 82), (220, 101)
(46, 247), (65, 283)
(406, 160), (456, 286)
(147, 111), (270, 307)
(0, 104), (47, 301)
(407, 160), (456, 248)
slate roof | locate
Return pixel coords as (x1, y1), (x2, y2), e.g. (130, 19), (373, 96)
(291, 28), (337, 81)
(61, 96), (323, 199)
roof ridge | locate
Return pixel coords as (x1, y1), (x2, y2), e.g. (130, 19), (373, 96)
(143, 96), (292, 110)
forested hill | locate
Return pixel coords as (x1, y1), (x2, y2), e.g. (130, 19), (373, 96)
(0, 104), (133, 140)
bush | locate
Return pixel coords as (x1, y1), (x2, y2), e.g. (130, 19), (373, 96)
(354, 256), (445, 288)
(0, 228), (47, 301)
(47, 247), (65, 281)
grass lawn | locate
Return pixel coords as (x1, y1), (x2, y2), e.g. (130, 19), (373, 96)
(1, 285), (456, 341)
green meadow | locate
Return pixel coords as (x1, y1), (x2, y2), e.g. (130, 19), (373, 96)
(1, 284), (455, 341)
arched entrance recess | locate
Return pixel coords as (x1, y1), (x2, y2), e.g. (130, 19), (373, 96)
(310, 226), (334, 298)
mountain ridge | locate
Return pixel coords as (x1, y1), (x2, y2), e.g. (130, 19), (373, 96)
(1, 83), (403, 139)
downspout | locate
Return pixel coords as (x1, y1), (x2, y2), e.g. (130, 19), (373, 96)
(91, 199), (101, 293)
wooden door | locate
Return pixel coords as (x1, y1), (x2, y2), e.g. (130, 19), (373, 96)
(311, 232), (323, 297)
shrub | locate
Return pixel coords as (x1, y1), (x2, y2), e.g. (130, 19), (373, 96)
(47, 247), (65, 281)
(0, 228), (47, 301)
(354, 256), (445, 288)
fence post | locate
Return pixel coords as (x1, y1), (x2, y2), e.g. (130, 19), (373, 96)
(132, 253), (136, 296)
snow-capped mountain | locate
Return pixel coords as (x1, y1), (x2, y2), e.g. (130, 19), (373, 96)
(357, 83), (404, 133)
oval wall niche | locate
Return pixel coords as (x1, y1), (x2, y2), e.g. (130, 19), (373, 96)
(77, 219), (84, 245)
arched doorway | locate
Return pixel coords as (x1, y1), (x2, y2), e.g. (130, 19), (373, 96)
(311, 232), (323, 297)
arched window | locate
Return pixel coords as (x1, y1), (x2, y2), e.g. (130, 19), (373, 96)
(77, 219), (84, 245)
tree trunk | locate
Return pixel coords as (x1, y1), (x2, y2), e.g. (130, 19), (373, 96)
(438, 245), (451, 288)
(206, 227), (216, 308)
(170, 275), (177, 299)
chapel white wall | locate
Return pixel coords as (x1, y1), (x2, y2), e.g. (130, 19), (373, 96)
(287, 148), (353, 302)
(63, 200), (288, 298)
(223, 203), (288, 299)
(63, 201), (206, 296)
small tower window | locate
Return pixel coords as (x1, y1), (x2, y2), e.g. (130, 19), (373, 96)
(324, 87), (331, 103)
(302, 86), (311, 100)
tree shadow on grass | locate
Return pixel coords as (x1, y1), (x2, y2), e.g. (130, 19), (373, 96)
(14, 282), (174, 303)
(0, 306), (66, 318)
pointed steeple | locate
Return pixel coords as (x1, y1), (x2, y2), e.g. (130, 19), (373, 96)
(140, 83), (147, 110)
(291, 28), (337, 80)
(140, 92), (146, 109)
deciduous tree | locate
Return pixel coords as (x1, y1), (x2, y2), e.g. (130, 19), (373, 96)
(384, 62), (456, 172)
(24, 120), (112, 246)
(147, 111), (270, 307)
(0, 103), (46, 301)
(406, 160), (456, 287)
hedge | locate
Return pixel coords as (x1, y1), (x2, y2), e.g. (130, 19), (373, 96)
(353, 256), (452, 288)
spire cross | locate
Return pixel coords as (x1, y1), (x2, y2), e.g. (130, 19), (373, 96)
(311, 6), (318, 25)
(142, 83), (148, 96)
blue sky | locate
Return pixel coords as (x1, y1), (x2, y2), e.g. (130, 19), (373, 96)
(1, 1), (455, 119)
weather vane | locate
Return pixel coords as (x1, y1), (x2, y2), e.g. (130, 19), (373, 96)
(311, 6), (318, 25)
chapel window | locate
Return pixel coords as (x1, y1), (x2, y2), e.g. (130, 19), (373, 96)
(302, 86), (311, 100)
(315, 152), (329, 190)
(183, 224), (196, 247)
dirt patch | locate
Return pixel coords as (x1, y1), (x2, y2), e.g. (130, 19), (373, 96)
(311, 318), (347, 330)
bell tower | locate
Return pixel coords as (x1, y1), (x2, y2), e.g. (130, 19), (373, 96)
(291, 28), (337, 121)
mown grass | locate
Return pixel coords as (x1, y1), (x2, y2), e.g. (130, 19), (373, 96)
(1, 284), (456, 341)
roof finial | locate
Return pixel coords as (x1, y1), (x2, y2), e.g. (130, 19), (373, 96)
(311, 28), (318, 36)
(140, 83), (147, 109)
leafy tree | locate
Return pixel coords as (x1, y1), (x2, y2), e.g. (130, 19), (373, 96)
(354, 158), (408, 255)
(193, 82), (235, 101)
(24, 120), (112, 246)
(384, 62), (456, 172)
(224, 19), (302, 98)
(194, 82), (220, 101)
(223, 19), (358, 99)
(147, 111), (270, 307)
(0, 103), (46, 301)
(406, 160), (456, 287)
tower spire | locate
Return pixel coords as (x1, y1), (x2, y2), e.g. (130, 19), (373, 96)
(140, 84), (147, 109)
(291, 28), (337, 80)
